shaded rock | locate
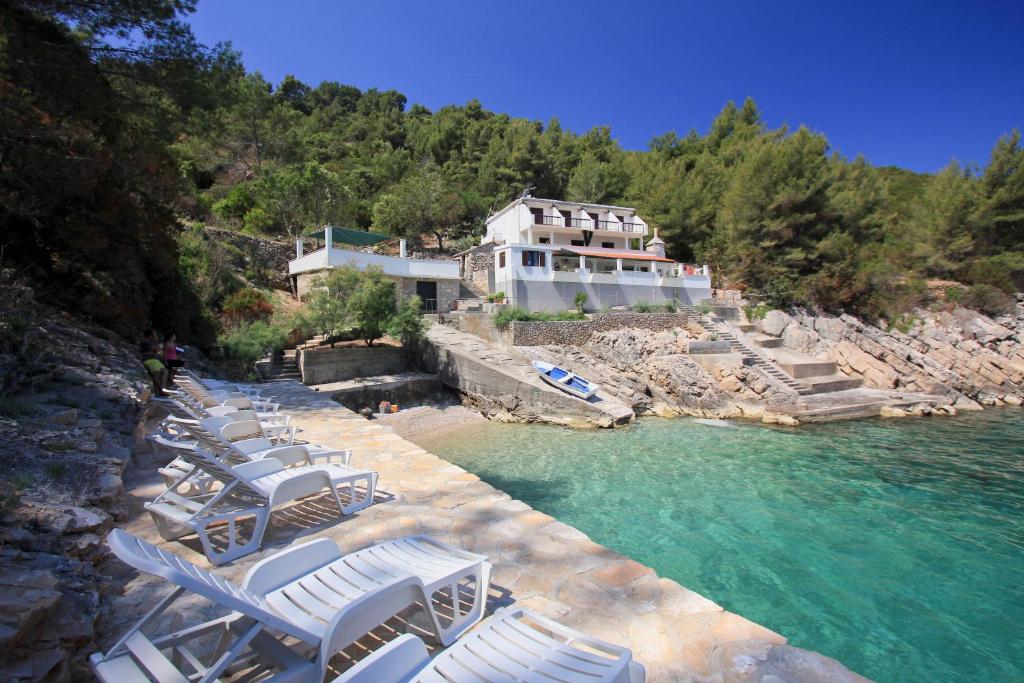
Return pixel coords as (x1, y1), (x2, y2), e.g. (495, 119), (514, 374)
(49, 409), (78, 426)
(91, 473), (122, 502)
(58, 507), (110, 534)
(0, 568), (61, 648)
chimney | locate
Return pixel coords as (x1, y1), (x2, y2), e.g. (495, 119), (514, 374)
(645, 229), (666, 259)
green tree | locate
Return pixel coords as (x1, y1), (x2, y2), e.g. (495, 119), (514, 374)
(372, 166), (464, 250)
(347, 268), (396, 346)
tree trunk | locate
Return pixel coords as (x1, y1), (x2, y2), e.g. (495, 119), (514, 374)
(433, 230), (444, 253)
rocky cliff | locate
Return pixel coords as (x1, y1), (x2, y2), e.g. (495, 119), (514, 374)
(0, 283), (153, 681)
(760, 300), (1024, 410)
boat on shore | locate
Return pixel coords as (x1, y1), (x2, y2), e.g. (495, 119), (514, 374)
(532, 360), (599, 400)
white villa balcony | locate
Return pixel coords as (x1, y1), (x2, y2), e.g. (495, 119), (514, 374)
(288, 246), (460, 280)
(289, 226), (460, 280)
(532, 214), (648, 234)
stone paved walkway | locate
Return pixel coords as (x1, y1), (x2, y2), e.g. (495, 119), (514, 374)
(110, 380), (785, 681)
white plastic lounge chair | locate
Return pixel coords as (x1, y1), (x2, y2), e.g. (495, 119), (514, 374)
(200, 418), (349, 465)
(92, 530), (490, 682)
(334, 607), (645, 682)
(146, 449), (377, 564)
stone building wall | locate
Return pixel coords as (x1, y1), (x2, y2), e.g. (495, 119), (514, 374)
(509, 312), (692, 346)
(295, 270), (458, 314)
(458, 244), (494, 294)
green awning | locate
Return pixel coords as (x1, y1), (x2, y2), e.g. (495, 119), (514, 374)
(304, 225), (394, 246)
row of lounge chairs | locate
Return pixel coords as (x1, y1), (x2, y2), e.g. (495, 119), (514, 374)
(92, 370), (645, 682)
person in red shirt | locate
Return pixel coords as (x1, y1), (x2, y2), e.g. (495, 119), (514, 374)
(162, 333), (184, 386)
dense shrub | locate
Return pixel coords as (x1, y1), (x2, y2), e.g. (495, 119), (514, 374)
(961, 284), (1016, 317)
(220, 320), (290, 362)
(494, 307), (586, 329)
(222, 288), (274, 324)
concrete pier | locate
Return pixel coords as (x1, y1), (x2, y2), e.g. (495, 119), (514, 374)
(108, 380), (804, 682)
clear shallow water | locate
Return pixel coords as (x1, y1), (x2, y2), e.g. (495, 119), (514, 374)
(419, 411), (1024, 683)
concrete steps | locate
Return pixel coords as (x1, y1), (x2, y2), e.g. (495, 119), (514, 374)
(265, 349), (301, 381)
(798, 374), (864, 395)
(777, 359), (838, 379)
(457, 298), (484, 311)
(749, 334), (783, 349)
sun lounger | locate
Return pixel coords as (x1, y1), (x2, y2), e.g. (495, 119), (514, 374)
(146, 448), (377, 564)
(334, 606), (645, 682)
(91, 529), (490, 681)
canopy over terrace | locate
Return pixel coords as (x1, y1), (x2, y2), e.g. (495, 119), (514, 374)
(302, 225), (395, 252)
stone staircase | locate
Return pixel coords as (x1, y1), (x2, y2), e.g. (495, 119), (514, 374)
(456, 281), (486, 311)
(680, 305), (810, 395)
(264, 348), (302, 381)
(682, 304), (864, 396)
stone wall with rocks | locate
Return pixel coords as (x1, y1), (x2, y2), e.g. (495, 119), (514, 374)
(0, 308), (152, 680)
(759, 301), (1024, 407)
(203, 226), (293, 290)
(458, 244), (494, 294)
(509, 312), (694, 346)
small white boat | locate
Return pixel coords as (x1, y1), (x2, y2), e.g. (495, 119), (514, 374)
(532, 360), (599, 400)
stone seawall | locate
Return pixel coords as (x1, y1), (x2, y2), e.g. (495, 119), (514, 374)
(298, 345), (408, 384)
(509, 312), (692, 346)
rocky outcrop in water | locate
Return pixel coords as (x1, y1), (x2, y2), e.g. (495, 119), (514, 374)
(760, 301), (1024, 407)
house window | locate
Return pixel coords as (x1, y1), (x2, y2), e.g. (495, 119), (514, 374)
(521, 250), (546, 267)
(601, 241), (614, 249)
(499, 252), (506, 268)
(571, 239), (585, 247)
(538, 237), (550, 244)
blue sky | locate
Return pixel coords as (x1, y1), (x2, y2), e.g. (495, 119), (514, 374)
(187, 0), (1023, 173)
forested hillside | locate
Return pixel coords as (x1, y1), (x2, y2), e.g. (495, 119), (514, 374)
(3, 0), (1023, 351)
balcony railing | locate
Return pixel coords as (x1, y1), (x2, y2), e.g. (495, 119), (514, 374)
(535, 216), (647, 233)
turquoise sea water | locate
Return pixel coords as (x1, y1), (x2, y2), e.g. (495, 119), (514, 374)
(419, 410), (1024, 682)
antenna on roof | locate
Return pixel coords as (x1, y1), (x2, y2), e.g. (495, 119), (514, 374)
(521, 185), (535, 199)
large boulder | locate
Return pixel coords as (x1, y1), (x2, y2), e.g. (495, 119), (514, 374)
(759, 310), (793, 337)
(813, 317), (848, 341)
(782, 326), (821, 354)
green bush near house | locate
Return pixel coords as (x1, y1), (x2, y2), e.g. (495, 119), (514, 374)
(220, 320), (291, 362)
(486, 291), (506, 303)
(494, 307), (586, 329)
(574, 292), (588, 312)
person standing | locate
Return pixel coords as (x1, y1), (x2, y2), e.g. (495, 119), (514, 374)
(139, 329), (168, 397)
(162, 333), (184, 386)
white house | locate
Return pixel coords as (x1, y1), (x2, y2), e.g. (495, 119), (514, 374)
(288, 226), (462, 313)
(479, 196), (711, 311)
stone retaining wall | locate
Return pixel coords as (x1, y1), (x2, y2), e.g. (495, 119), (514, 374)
(509, 312), (692, 346)
(298, 345), (408, 384)
(204, 226), (293, 290)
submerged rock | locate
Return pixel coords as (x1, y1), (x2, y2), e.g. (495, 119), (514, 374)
(712, 639), (872, 682)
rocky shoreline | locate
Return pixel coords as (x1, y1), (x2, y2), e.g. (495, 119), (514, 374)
(506, 298), (1024, 427)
